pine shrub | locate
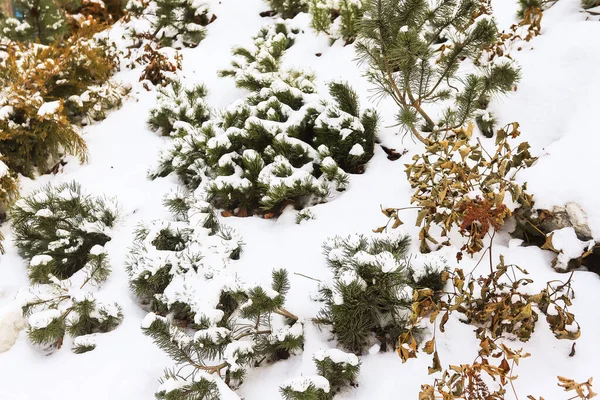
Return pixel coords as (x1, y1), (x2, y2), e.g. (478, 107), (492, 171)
(266, 0), (309, 18)
(22, 246), (123, 352)
(11, 181), (118, 284)
(0, 0), (69, 43)
(280, 349), (360, 399)
(148, 79), (210, 136)
(309, 0), (364, 44)
(127, 196), (243, 318)
(125, 0), (213, 48)
(314, 348), (360, 392)
(314, 233), (445, 354)
(142, 269), (304, 395)
(219, 22), (298, 91)
(355, 0), (520, 143)
(151, 23), (378, 216)
(280, 376), (331, 400)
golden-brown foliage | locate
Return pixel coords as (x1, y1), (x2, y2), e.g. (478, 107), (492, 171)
(376, 123), (536, 254)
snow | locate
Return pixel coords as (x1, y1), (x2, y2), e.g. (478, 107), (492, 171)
(314, 348), (359, 366)
(29, 255), (53, 267)
(349, 143), (364, 156)
(34, 209), (54, 218)
(140, 312), (160, 329)
(89, 245), (106, 256)
(0, 303), (25, 353)
(549, 227), (594, 271)
(1, 0), (600, 399)
(37, 101), (61, 117)
(28, 309), (61, 329)
(73, 333), (98, 347)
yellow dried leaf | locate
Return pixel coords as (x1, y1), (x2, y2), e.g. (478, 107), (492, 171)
(423, 339), (435, 355)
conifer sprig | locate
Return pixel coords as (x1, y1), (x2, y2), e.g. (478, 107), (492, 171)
(355, 0), (520, 143)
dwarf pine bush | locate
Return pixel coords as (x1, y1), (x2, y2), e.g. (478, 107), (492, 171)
(280, 348), (360, 399)
(314, 348), (360, 392)
(266, 0), (309, 18)
(309, 0), (364, 44)
(280, 376), (331, 400)
(314, 233), (446, 354)
(355, 0), (520, 143)
(127, 193), (242, 317)
(151, 23), (378, 215)
(0, 0), (69, 43)
(582, 0), (600, 8)
(129, 193), (306, 396)
(126, 0), (213, 48)
(21, 245), (123, 353)
(11, 181), (118, 284)
(143, 269), (303, 393)
(148, 79), (210, 136)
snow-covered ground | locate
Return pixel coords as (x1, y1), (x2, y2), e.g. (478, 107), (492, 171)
(1, 0), (599, 398)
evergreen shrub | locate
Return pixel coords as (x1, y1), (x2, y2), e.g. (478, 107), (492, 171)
(314, 232), (446, 354)
(151, 23), (378, 215)
(11, 181), (118, 284)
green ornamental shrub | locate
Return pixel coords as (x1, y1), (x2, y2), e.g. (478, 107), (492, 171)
(151, 23), (378, 215)
(0, 0), (69, 43)
(11, 181), (118, 284)
(356, 0), (520, 142)
(280, 348), (360, 399)
(127, 192), (242, 317)
(126, 0), (213, 48)
(148, 79), (210, 136)
(582, 0), (600, 9)
(22, 245), (123, 353)
(309, 0), (364, 44)
(314, 232), (446, 354)
(314, 348), (360, 392)
(280, 376), (331, 400)
(266, 0), (309, 18)
(143, 269), (304, 395)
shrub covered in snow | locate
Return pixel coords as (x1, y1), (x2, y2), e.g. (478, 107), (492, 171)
(309, 0), (364, 44)
(11, 181), (118, 284)
(148, 79), (210, 136)
(314, 232), (445, 354)
(126, 0), (214, 48)
(127, 195), (242, 317)
(151, 23), (378, 215)
(280, 349), (360, 399)
(218, 22), (298, 91)
(20, 247), (123, 353)
(142, 269), (303, 394)
(129, 194), (304, 395)
(0, 34), (125, 177)
(314, 348), (360, 393)
(355, 0), (520, 144)
(266, 0), (309, 19)
(280, 375), (330, 400)
(0, 0), (69, 43)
